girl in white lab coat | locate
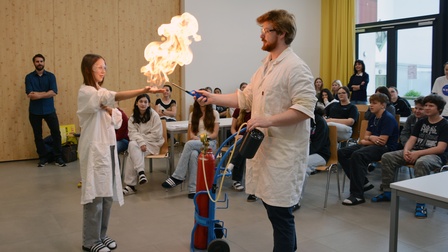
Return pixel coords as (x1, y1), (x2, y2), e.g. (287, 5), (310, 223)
(78, 54), (160, 252)
(122, 94), (164, 195)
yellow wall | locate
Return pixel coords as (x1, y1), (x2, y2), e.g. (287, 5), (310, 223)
(0, 0), (181, 161)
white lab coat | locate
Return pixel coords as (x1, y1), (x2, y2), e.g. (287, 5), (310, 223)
(77, 84), (124, 206)
(238, 47), (317, 207)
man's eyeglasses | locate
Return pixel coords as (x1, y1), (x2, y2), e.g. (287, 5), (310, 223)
(261, 28), (276, 34)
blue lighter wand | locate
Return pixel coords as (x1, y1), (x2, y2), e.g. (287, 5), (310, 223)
(170, 82), (205, 100)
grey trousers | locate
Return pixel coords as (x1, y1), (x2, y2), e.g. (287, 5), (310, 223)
(82, 146), (115, 247)
(83, 197), (113, 247)
(381, 150), (443, 191)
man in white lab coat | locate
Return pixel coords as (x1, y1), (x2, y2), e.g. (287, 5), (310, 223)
(196, 9), (316, 252)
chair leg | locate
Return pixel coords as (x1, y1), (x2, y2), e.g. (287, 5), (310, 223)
(342, 173), (346, 193)
(408, 167), (413, 178)
(324, 167), (332, 209)
(120, 151), (127, 181)
(149, 159), (153, 173)
(335, 165), (341, 200)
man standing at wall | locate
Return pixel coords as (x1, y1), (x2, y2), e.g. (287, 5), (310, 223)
(25, 54), (66, 167)
(196, 9), (316, 252)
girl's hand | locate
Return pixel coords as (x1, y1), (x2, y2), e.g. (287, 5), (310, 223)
(101, 105), (112, 115)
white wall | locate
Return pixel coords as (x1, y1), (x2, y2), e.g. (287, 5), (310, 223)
(181, 0), (321, 119)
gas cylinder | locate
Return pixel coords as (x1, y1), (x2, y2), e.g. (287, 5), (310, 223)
(193, 146), (215, 249)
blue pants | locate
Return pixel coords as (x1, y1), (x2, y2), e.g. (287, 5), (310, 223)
(263, 201), (297, 252)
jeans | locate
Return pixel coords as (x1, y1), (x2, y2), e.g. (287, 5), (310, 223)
(83, 196), (113, 247)
(29, 112), (63, 160)
(116, 139), (129, 154)
(172, 139), (216, 193)
(306, 153), (327, 175)
(263, 201), (297, 252)
(338, 144), (388, 198)
(82, 146), (115, 247)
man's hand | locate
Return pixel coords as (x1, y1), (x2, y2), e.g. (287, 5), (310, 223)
(247, 116), (272, 131)
(141, 145), (147, 152)
(194, 90), (212, 106)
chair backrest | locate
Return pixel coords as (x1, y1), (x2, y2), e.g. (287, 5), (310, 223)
(358, 120), (369, 143)
(159, 120), (169, 155)
(350, 111), (366, 141)
(326, 125), (338, 165)
(394, 114), (400, 129)
(355, 104), (369, 113)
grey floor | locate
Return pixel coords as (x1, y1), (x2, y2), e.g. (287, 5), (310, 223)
(1, 146), (448, 252)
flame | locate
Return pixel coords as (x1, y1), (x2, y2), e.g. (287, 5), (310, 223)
(141, 12), (201, 87)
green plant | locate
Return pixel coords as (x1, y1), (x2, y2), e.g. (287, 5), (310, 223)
(404, 90), (421, 97)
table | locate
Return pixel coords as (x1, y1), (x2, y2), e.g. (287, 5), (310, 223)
(165, 118), (232, 173)
(389, 172), (448, 251)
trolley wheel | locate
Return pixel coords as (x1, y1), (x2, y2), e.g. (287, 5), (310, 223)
(207, 239), (230, 252)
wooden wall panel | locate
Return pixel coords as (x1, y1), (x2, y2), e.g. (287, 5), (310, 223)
(0, 0), (180, 162)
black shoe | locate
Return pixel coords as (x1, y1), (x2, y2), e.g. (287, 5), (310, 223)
(310, 170), (321, 175)
(247, 194), (257, 202)
(162, 176), (183, 188)
(367, 163), (376, 172)
(363, 183), (374, 192)
(55, 157), (66, 167)
(188, 193), (195, 199)
(38, 158), (48, 167)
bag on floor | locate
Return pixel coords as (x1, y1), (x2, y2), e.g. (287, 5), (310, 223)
(62, 142), (78, 163)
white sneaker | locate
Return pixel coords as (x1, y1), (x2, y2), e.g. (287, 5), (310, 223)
(123, 186), (136, 196)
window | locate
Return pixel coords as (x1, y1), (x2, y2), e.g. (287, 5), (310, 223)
(355, 0), (444, 102)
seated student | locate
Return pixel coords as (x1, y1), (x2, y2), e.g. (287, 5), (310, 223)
(317, 88), (338, 113)
(364, 86), (396, 119)
(338, 93), (399, 206)
(155, 84), (177, 122)
(115, 106), (129, 154)
(371, 94), (448, 218)
(162, 98), (219, 199)
(325, 86), (359, 141)
(331, 79), (343, 101)
(226, 108), (251, 191)
(122, 94), (164, 195)
(307, 105), (330, 175)
(214, 87), (228, 118)
(155, 84), (178, 144)
(398, 96), (426, 149)
(389, 86), (412, 117)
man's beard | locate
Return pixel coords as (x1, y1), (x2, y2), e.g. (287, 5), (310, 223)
(35, 65), (44, 71)
(262, 39), (277, 52)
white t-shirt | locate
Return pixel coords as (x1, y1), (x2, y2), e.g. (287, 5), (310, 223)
(432, 75), (448, 116)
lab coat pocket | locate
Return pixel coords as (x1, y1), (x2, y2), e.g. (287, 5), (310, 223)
(91, 143), (112, 184)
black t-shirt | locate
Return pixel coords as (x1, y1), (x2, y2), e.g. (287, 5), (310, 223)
(412, 118), (448, 163)
(328, 103), (359, 124)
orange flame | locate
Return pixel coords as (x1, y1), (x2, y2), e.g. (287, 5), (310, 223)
(141, 12), (201, 87)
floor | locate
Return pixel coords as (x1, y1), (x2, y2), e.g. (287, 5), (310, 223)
(1, 146), (448, 252)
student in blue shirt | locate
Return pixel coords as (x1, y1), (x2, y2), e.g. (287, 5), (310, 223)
(338, 93), (399, 205)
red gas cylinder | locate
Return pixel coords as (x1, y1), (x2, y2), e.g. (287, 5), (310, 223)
(194, 147), (215, 249)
